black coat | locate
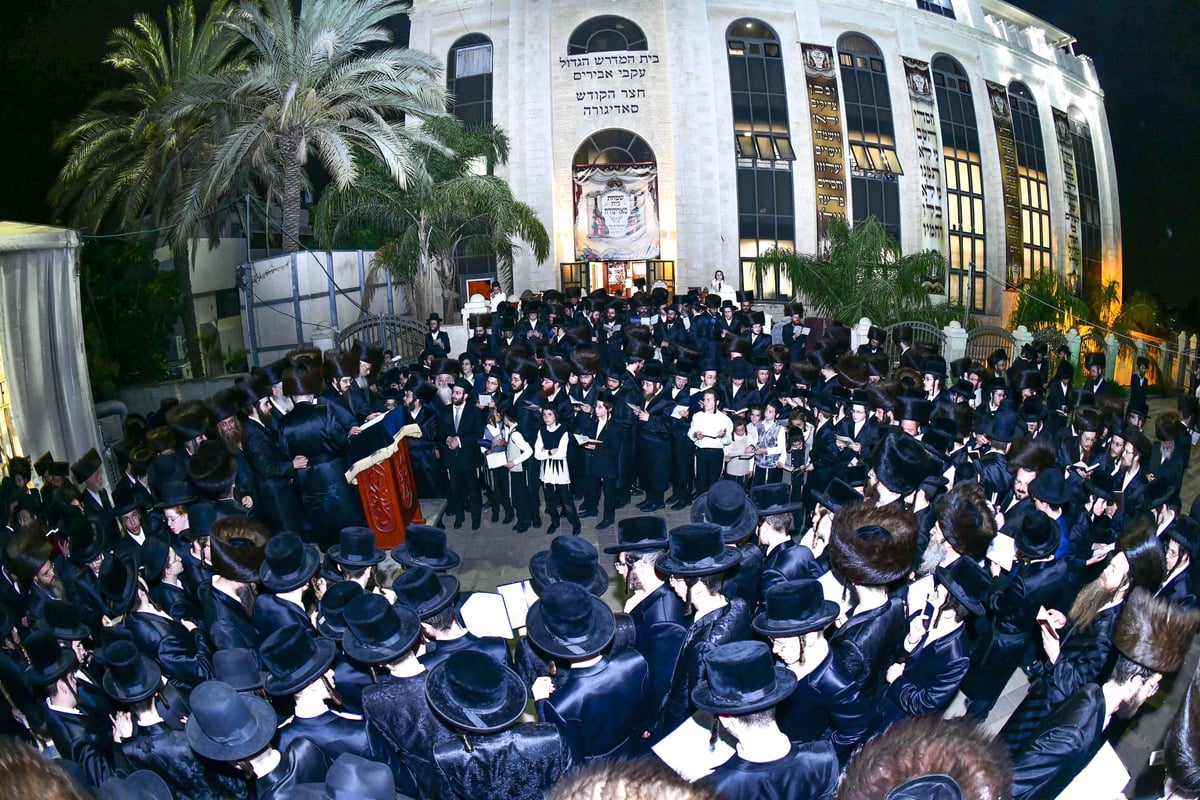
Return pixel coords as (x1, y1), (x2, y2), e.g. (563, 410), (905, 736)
(433, 723), (572, 800)
(437, 404), (485, 471)
(252, 593), (313, 639)
(278, 401), (363, 545)
(124, 611), (212, 690)
(829, 598), (906, 738)
(660, 599), (751, 734)
(628, 582), (688, 709)
(761, 541), (822, 601)
(537, 650), (652, 762)
(329, 654), (372, 717)
(241, 416), (306, 535)
(362, 673), (451, 798)
(149, 580), (200, 626)
(880, 625), (970, 725)
(277, 710), (378, 769)
(256, 737), (329, 800)
(408, 404), (446, 499)
(804, 421), (840, 504)
(577, 416), (624, 481)
(976, 450), (1012, 503)
(776, 650), (869, 758)
(419, 632), (512, 672)
(121, 723), (248, 800)
(698, 740), (840, 800)
(1159, 567), (1199, 609)
(45, 706), (119, 787)
(198, 583), (261, 652)
(723, 543), (764, 608)
(1009, 683), (1106, 800)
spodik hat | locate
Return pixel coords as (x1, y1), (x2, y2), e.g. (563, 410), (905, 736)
(259, 624), (337, 696)
(690, 480), (758, 543)
(525, 581), (616, 661)
(391, 566), (459, 620)
(390, 525), (461, 572)
(752, 580), (839, 638)
(691, 640), (797, 715)
(186, 680), (277, 761)
(425, 651), (527, 734)
(328, 527), (384, 568)
(656, 523), (741, 578)
(529, 536), (608, 596)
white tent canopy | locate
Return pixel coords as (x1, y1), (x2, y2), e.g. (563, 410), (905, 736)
(0, 222), (100, 469)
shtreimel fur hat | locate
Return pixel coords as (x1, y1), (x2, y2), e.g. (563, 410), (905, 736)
(1112, 588), (1200, 675)
(828, 500), (918, 587)
(935, 483), (997, 562)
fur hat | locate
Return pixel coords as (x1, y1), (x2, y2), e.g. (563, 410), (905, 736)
(839, 716), (1011, 800)
(1125, 427), (1153, 463)
(540, 357), (572, 385)
(1006, 438), (1057, 477)
(1012, 369), (1043, 394)
(187, 440), (237, 499)
(69, 448), (103, 484)
(1157, 411), (1184, 443)
(166, 400), (211, 442)
(1085, 352), (1106, 370)
(727, 337), (752, 359)
(872, 434), (934, 496)
(829, 500), (919, 587)
(837, 355), (870, 389)
(570, 347), (603, 376)
(283, 358), (325, 397)
(1118, 513), (1167, 592)
(1165, 661), (1200, 797)
(1112, 588), (1200, 674)
(936, 483), (997, 561)
(323, 349), (359, 381)
(209, 517), (269, 583)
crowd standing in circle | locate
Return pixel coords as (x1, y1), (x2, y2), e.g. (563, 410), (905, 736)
(0, 282), (1199, 799)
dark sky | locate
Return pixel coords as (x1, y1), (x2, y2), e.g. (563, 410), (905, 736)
(0, 1), (1194, 306)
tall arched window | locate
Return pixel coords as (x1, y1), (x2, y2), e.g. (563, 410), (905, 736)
(568, 16), (647, 54)
(727, 19), (795, 300)
(1009, 82), (1052, 281)
(573, 129), (655, 166)
(933, 55), (985, 312)
(839, 34), (903, 243)
(1069, 110), (1101, 301)
(447, 34), (493, 125)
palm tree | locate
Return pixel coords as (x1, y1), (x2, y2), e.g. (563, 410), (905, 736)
(313, 117), (549, 321)
(172, 0), (447, 253)
(754, 216), (957, 326)
(51, 0), (242, 378)
(1007, 269), (1089, 332)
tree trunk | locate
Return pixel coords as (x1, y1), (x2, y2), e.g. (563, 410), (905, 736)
(173, 242), (205, 378)
(280, 132), (303, 254)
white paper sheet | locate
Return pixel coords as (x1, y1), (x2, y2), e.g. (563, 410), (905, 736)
(652, 715), (735, 782)
(988, 532), (1016, 572)
(1056, 742), (1129, 800)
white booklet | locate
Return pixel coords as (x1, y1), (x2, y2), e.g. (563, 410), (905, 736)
(987, 532), (1017, 573)
(652, 715), (735, 782)
(1056, 742), (1129, 800)
(458, 580), (539, 639)
(497, 579), (539, 632)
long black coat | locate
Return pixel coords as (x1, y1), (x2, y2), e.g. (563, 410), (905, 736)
(660, 599), (751, 734)
(433, 723), (572, 800)
(121, 723), (248, 800)
(880, 625), (970, 725)
(278, 401), (363, 547)
(240, 416), (306, 535)
(362, 673), (451, 798)
(627, 582), (688, 709)
(698, 740), (840, 800)
(829, 598), (906, 739)
(1009, 683), (1106, 800)
(255, 737), (329, 800)
(419, 632), (512, 671)
(252, 593), (313, 639)
(277, 710), (379, 770)
(45, 706), (119, 787)
(776, 650), (869, 758)
(761, 541), (823, 602)
(198, 583), (261, 652)
(577, 415), (624, 481)
(804, 420), (839, 506)
(538, 650), (653, 762)
(124, 610), (212, 690)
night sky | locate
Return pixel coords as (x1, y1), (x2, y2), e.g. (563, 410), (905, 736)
(1, 1), (1194, 308)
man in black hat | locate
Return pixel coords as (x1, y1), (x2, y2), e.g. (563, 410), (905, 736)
(976, 410), (1019, 502)
(631, 361), (673, 512)
(655, 523), (750, 736)
(856, 325), (886, 357)
(424, 313), (450, 355)
(606, 518), (686, 711)
(254, 533), (320, 637)
(426, 651), (573, 800)
(260, 624), (381, 769)
(72, 448), (119, 542)
(1160, 515), (1198, 608)
(752, 484), (820, 600)
(438, 380), (484, 530)
(693, 641), (839, 800)
(1116, 427), (1153, 531)
(349, 591), (452, 798)
(236, 375), (308, 536)
(526, 581), (652, 761)
(188, 439), (250, 521)
(802, 392), (840, 524)
(199, 518), (268, 652)
(1084, 351), (1113, 400)
(392, 566), (509, 671)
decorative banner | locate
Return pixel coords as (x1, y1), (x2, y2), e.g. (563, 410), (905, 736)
(802, 44), (847, 254)
(1052, 107), (1083, 287)
(903, 57), (944, 253)
(986, 81), (1023, 287)
(572, 164), (660, 261)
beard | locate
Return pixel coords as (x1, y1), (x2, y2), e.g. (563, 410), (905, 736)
(916, 540), (947, 577)
(436, 386), (453, 406)
(541, 384), (555, 399)
(41, 577), (66, 600)
(1068, 575), (1120, 630)
(1112, 694), (1147, 720)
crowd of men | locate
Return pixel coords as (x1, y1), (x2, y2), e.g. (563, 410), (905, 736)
(2, 283), (1200, 799)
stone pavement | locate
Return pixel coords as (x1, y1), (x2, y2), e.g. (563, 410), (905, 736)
(422, 393), (1197, 794)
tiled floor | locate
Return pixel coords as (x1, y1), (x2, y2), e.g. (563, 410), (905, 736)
(423, 393), (1195, 793)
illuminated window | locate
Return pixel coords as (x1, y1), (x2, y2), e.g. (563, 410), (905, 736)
(727, 19), (795, 300)
(933, 56), (985, 312)
(568, 16), (647, 54)
(573, 129), (654, 166)
(1070, 113), (1102, 301)
(1009, 82), (1052, 281)
(447, 34), (493, 125)
(917, 0), (956, 19)
(839, 33), (902, 243)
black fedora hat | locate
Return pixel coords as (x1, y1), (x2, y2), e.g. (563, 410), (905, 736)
(529, 536), (608, 596)
(99, 553), (138, 618)
(260, 624), (337, 696)
(111, 485), (143, 518)
(70, 447), (103, 484)
(342, 593), (421, 665)
(1083, 470), (1117, 502)
(1170, 515), (1200, 555)
(1141, 476), (1176, 513)
(1015, 512), (1059, 560)
(425, 651), (527, 734)
(983, 410), (1019, 443)
(604, 517), (669, 554)
(391, 566), (459, 620)
(329, 527), (384, 568)
(813, 478), (864, 513)
(315, 580), (364, 639)
(100, 771), (174, 800)
(291, 753), (407, 800)
(657, 523), (741, 578)
(690, 480), (758, 543)
(260, 532), (320, 593)
(934, 558), (990, 618)
(154, 481), (196, 510)
(810, 392), (839, 415)
(691, 640), (797, 715)
(41, 599), (90, 641)
(180, 501), (217, 542)
(752, 580), (839, 638)
(23, 628), (78, 687)
(101, 640), (162, 703)
(525, 582), (615, 661)
(139, 537), (170, 584)
(389, 525), (461, 572)
(214, 648), (266, 692)
(1029, 469), (1070, 506)
(749, 483), (801, 517)
(63, 511), (106, 566)
(186, 680), (277, 761)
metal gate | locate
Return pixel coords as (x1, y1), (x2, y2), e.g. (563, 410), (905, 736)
(336, 314), (427, 365)
(883, 321), (946, 366)
(965, 326), (1015, 363)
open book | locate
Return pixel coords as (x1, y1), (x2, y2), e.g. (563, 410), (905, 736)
(459, 580), (540, 639)
(573, 434), (603, 447)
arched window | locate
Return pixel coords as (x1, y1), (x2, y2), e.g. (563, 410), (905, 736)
(447, 34), (493, 125)
(933, 55), (985, 312)
(917, 0), (956, 19)
(839, 33), (903, 243)
(1069, 109), (1101, 301)
(568, 16), (647, 55)
(727, 19), (795, 300)
(1008, 81), (1052, 281)
(573, 129), (655, 166)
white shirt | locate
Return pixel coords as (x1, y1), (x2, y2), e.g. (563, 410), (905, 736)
(690, 411), (733, 449)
